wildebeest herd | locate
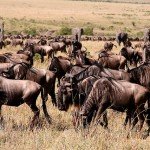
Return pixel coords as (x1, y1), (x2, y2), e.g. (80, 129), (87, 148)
(0, 29), (150, 139)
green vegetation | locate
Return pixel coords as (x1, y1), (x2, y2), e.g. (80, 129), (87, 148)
(58, 26), (72, 35)
(0, 0), (149, 37)
(84, 27), (94, 35)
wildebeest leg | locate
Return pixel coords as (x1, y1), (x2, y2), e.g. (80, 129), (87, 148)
(49, 91), (56, 106)
(124, 111), (130, 128)
(95, 102), (110, 126)
(42, 100), (52, 124)
(26, 103), (40, 129)
(100, 111), (108, 129)
(130, 113), (138, 130)
(0, 105), (4, 129)
(124, 109), (135, 129)
(136, 106), (145, 132)
(42, 89), (52, 124)
(143, 103), (150, 139)
(49, 83), (56, 106)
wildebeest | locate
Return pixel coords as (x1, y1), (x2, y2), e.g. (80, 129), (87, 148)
(66, 64), (130, 83)
(68, 40), (82, 57)
(120, 46), (138, 67)
(48, 39), (71, 57)
(79, 77), (150, 136)
(23, 43), (47, 63)
(0, 63), (14, 75)
(104, 42), (117, 51)
(3, 66), (57, 123)
(143, 42), (150, 63)
(128, 63), (150, 89)
(75, 50), (97, 66)
(72, 28), (84, 42)
(0, 53), (32, 67)
(11, 38), (24, 47)
(0, 76), (42, 129)
(57, 76), (108, 128)
(116, 32), (128, 46)
(4, 66), (57, 105)
(98, 51), (128, 70)
(0, 62), (30, 80)
(48, 56), (72, 84)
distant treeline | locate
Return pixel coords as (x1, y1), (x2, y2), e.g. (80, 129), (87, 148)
(71, 0), (150, 4)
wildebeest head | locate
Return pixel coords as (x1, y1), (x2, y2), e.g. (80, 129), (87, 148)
(23, 43), (35, 54)
(57, 76), (79, 111)
(48, 57), (64, 76)
(104, 42), (117, 51)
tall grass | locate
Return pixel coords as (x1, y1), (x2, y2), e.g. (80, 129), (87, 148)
(1, 41), (150, 150)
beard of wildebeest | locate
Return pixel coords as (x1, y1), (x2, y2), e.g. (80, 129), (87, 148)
(57, 78), (79, 111)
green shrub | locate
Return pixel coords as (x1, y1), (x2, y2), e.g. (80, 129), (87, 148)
(59, 26), (72, 35)
(24, 27), (37, 36)
(34, 54), (41, 61)
(136, 31), (143, 38)
(84, 27), (93, 35)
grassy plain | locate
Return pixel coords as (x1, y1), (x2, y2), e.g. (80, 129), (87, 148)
(0, 0), (150, 37)
(0, 0), (150, 149)
(1, 41), (150, 150)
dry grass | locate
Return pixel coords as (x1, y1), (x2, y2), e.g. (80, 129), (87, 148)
(72, 0), (150, 4)
(0, 0), (150, 36)
(1, 41), (150, 150)
(0, 0), (150, 149)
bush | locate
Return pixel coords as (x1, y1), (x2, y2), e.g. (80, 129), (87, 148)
(136, 31), (143, 38)
(59, 26), (71, 35)
(34, 54), (41, 61)
(84, 27), (93, 35)
(24, 27), (37, 36)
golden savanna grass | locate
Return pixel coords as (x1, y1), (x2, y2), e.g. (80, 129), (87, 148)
(1, 41), (150, 150)
(0, 0), (150, 150)
(0, 0), (150, 36)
